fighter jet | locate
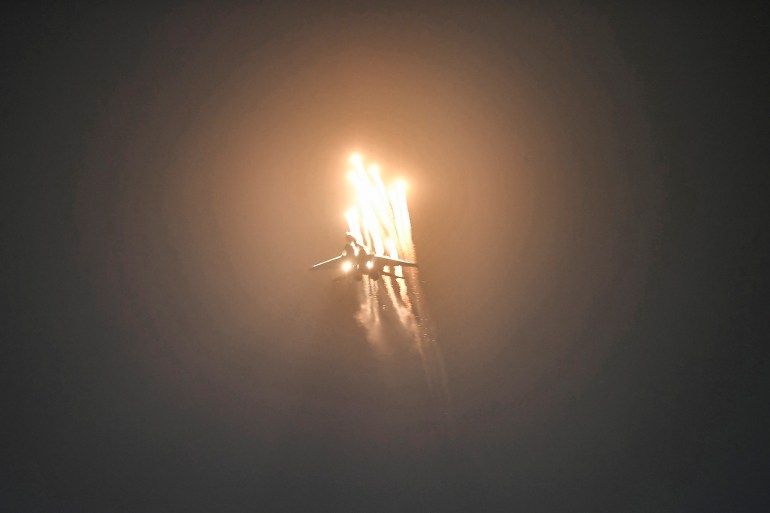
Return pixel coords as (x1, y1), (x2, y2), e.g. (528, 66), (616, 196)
(309, 233), (417, 281)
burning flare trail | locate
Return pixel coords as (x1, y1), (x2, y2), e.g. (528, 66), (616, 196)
(344, 153), (451, 424)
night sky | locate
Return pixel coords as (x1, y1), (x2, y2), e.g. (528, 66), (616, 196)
(3, 2), (768, 511)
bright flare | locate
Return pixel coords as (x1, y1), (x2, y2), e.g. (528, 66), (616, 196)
(342, 153), (450, 425)
(345, 154), (413, 264)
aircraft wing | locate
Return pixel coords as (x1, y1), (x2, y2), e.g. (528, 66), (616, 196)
(309, 255), (343, 271)
(372, 255), (418, 268)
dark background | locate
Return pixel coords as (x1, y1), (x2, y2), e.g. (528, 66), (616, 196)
(3, 2), (768, 511)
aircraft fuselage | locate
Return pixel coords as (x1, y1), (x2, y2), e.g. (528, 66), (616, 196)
(309, 232), (416, 281)
(341, 242), (384, 280)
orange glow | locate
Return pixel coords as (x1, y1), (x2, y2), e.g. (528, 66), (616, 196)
(345, 207), (363, 243)
(385, 238), (403, 278)
(341, 154), (447, 418)
(345, 154), (413, 266)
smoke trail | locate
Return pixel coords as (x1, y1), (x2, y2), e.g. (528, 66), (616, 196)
(345, 154), (452, 426)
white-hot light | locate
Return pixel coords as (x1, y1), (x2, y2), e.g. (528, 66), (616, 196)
(342, 153), (450, 427)
(341, 261), (353, 272)
(346, 154), (412, 263)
